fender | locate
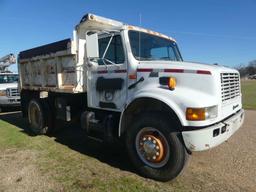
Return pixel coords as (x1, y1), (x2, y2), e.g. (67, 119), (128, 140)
(118, 88), (187, 137)
(119, 86), (219, 137)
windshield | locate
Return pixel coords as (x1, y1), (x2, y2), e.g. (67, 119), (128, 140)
(0, 74), (18, 84)
(128, 30), (182, 61)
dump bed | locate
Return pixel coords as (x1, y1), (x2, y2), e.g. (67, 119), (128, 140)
(18, 39), (84, 93)
(18, 13), (128, 94)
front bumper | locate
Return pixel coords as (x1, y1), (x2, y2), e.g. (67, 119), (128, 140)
(0, 96), (20, 107)
(182, 109), (245, 151)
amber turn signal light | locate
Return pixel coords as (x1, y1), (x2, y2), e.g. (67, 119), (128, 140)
(159, 77), (176, 90)
(168, 77), (176, 90)
(0, 90), (6, 96)
(186, 108), (206, 121)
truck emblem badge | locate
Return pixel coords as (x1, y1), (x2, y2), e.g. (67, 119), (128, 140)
(149, 71), (159, 77)
(233, 104), (239, 110)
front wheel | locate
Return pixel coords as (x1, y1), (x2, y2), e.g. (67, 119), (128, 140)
(126, 113), (189, 181)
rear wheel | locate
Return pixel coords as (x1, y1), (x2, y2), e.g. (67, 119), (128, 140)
(28, 99), (50, 135)
(126, 113), (189, 181)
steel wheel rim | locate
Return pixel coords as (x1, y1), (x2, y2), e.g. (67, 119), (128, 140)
(135, 127), (170, 168)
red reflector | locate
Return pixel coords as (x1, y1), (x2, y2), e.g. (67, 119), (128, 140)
(196, 70), (211, 75)
(114, 69), (127, 73)
(129, 74), (137, 79)
(137, 68), (153, 72)
(164, 69), (184, 73)
(97, 70), (108, 74)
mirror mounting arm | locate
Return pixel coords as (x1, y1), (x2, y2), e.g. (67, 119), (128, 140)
(102, 34), (114, 60)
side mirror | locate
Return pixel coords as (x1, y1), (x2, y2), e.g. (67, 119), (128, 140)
(85, 32), (99, 58)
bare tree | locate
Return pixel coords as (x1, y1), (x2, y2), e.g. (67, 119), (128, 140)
(237, 60), (256, 77)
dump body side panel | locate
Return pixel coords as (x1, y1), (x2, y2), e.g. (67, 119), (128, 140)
(18, 39), (84, 93)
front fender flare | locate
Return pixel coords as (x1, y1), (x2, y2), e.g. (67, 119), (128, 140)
(118, 90), (187, 137)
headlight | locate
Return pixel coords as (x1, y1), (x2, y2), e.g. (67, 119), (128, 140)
(186, 106), (218, 121)
(0, 90), (6, 96)
(205, 105), (218, 119)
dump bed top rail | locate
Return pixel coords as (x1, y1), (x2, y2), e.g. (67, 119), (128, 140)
(19, 39), (71, 60)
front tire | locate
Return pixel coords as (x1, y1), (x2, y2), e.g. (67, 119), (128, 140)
(27, 99), (51, 135)
(126, 113), (189, 181)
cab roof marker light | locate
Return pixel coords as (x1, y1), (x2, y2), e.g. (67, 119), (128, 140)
(127, 25), (176, 41)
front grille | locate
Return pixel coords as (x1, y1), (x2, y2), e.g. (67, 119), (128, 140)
(221, 73), (240, 102)
(6, 88), (20, 97)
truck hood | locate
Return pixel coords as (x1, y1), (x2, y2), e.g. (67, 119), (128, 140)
(0, 83), (18, 90)
(136, 60), (241, 127)
(138, 61), (238, 74)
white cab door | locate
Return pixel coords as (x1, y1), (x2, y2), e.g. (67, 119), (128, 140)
(86, 33), (127, 111)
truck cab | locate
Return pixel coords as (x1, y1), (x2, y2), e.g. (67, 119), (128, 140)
(78, 14), (244, 149)
(0, 73), (20, 112)
(18, 13), (244, 181)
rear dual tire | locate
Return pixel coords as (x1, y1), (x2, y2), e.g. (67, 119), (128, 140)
(27, 99), (52, 135)
(126, 113), (189, 181)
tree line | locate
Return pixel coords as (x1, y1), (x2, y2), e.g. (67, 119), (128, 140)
(236, 60), (256, 78)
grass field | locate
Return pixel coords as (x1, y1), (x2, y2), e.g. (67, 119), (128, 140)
(0, 114), (187, 192)
(241, 80), (256, 110)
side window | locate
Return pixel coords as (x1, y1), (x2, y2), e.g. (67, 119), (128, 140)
(98, 35), (125, 65)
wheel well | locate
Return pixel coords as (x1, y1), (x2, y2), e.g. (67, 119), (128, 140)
(20, 90), (40, 117)
(21, 90), (88, 120)
(120, 98), (182, 137)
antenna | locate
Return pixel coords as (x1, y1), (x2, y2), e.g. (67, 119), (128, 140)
(139, 13), (142, 62)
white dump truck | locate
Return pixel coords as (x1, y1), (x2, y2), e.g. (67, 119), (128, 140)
(18, 13), (244, 181)
(0, 54), (20, 112)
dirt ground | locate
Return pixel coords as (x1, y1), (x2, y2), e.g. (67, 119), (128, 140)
(0, 149), (58, 192)
(0, 110), (255, 192)
(180, 110), (256, 192)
